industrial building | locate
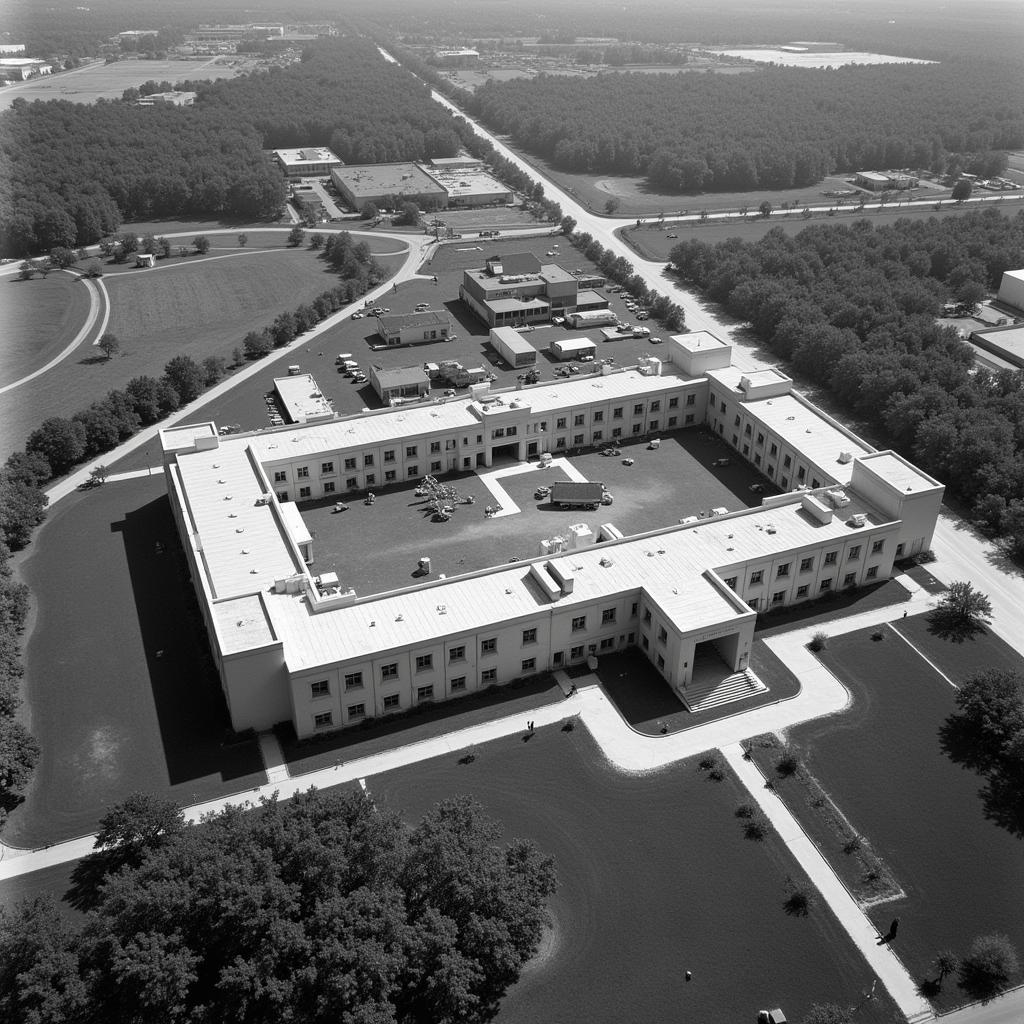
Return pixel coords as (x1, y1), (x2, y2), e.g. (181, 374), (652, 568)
(273, 373), (334, 424)
(969, 324), (1024, 370)
(460, 252), (610, 327)
(490, 327), (538, 368)
(425, 166), (512, 208)
(332, 164), (447, 212)
(272, 148), (343, 181)
(370, 365), (432, 404)
(376, 310), (453, 346)
(0, 57), (52, 80)
(161, 331), (942, 741)
(854, 171), (919, 191)
(996, 269), (1024, 314)
(136, 91), (196, 107)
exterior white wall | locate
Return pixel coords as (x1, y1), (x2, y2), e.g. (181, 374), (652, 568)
(997, 270), (1024, 313)
(223, 645), (290, 732)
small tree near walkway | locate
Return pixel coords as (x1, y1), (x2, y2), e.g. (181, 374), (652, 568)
(927, 581), (993, 643)
(237, 233), (248, 247)
(192, 235), (210, 255)
(359, 201), (379, 220)
(287, 225), (305, 247)
(958, 934), (1019, 999)
(97, 333), (120, 361)
(952, 179), (973, 202)
(934, 950), (959, 988)
(604, 197), (621, 215)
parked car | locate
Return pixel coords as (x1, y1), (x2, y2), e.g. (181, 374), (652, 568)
(534, 485), (550, 499)
(351, 312), (364, 319)
(650, 337), (663, 344)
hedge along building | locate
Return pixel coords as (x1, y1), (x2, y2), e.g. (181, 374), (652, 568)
(161, 333), (942, 739)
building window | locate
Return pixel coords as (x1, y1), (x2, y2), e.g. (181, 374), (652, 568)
(314, 711), (333, 729)
(642, 636), (649, 650)
(384, 450), (395, 464)
(750, 570), (763, 585)
(668, 417), (678, 428)
(748, 599), (759, 610)
(743, 444), (750, 457)
(521, 658), (536, 672)
(843, 572), (857, 587)
(347, 703), (365, 720)
(769, 443), (778, 457)
(274, 470), (286, 482)
(481, 637), (496, 655)
(820, 578), (833, 592)
(321, 461), (334, 475)
(811, 478), (820, 489)
(344, 672), (363, 691)
(600, 637), (614, 651)
(430, 461), (441, 472)
(570, 645), (584, 660)
(734, 415), (741, 427)
(724, 577), (737, 590)
(797, 467), (805, 481)
(451, 676), (467, 692)
(406, 445), (417, 458)
(777, 563), (790, 578)
(871, 539), (884, 554)
(753, 454), (760, 466)
(643, 609), (652, 623)
(346, 477), (357, 490)
(572, 616), (586, 632)
(632, 424), (642, 435)
(772, 591), (785, 604)
(363, 454), (374, 467)
(481, 667), (497, 684)
(824, 552), (837, 566)
(866, 565), (878, 579)
(649, 420), (658, 432)
(631, 602), (639, 618)
(430, 441), (441, 454)
(310, 680), (329, 699)
(383, 694), (400, 710)
(522, 627), (537, 645)
(574, 434), (584, 446)
(593, 410), (604, 422)
(783, 454), (792, 468)
(796, 585), (809, 598)
(296, 466), (309, 479)
(848, 545), (861, 561)
(650, 400), (661, 412)
(656, 654), (665, 670)
(800, 557), (813, 572)
(345, 457), (357, 470)
(669, 397), (680, 409)
(556, 438), (566, 449)
(756, 432), (764, 445)
(324, 481), (336, 494)
(593, 430), (603, 442)
(613, 407), (623, 419)
(732, 435), (738, 447)
(299, 486), (311, 499)
(685, 414), (695, 425)
(602, 608), (616, 624)
(657, 626), (668, 644)
(720, 401), (726, 413)
(415, 653), (432, 672)
(780, 476), (789, 489)
(634, 404), (644, 416)
(407, 466), (418, 478)
(384, 471), (396, 483)
(556, 417), (567, 430)
(574, 414), (585, 426)
(612, 427), (623, 439)
(381, 663), (398, 681)
(896, 543), (905, 557)
(417, 685), (434, 702)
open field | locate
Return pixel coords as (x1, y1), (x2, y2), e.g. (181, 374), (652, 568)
(705, 48), (934, 68)
(1, 232), (407, 463)
(620, 202), (1021, 262)
(368, 725), (898, 1024)
(779, 621), (1024, 1010)
(297, 429), (778, 596)
(892, 613), (1024, 684)
(0, 57), (248, 110)
(6, 476), (266, 850)
(0, 272), (93, 389)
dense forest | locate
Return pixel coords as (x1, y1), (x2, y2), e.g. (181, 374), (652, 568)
(0, 38), (467, 257)
(668, 209), (1024, 552)
(467, 61), (1024, 192)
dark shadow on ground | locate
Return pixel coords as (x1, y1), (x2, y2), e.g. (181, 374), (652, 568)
(112, 496), (265, 790)
(595, 643), (800, 736)
(276, 673), (568, 776)
(754, 578), (910, 638)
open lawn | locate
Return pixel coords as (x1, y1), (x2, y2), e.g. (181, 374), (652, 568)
(368, 725), (898, 1024)
(782, 621), (1024, 1010)
(1, 233), (406, 463)
(619, 203), (1013, 262)
(297, 429), (778, 597)
(0, 271), (93, 388)
(892, 613), (1024, 684)
(7, 476), (265, 849)
(0, 57), (249, 111)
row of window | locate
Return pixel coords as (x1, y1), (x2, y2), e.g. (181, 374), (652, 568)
(723, 541), (885, 591)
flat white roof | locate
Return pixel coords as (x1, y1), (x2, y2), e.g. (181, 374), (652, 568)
(273, 148), (341, 166)
(160, 421), (218, 452)
(425, 167), (511, 198)
(674, 331), (729, 351)
(274, 374), (333, 423)
(857, 451), (941, 494)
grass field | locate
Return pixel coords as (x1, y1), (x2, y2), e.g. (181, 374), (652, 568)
(1, 233), (406, 464)
(7, 476), (266, 849)
(368, 725), (899, 1024)
(782, 621), (1024, 1010)
(0, 272), (93, 388)
(0, 57), (248, 111)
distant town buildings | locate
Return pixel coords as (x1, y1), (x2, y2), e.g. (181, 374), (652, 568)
(0, 58), (52, 81)
(136, 91), (197, 107)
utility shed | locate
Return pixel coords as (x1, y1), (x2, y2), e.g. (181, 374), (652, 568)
(490, 327), (537, 367)
(550, 338), (597, 361)
(551, 481), (604, 508)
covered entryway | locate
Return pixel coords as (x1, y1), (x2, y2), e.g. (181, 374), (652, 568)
(681, 633), (765, 713)
(490, 440), (521, 464)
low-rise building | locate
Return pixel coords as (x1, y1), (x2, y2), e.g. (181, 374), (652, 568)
(376, 310), (452, 347)
(424, 166), (512, 208)
(137, 91), (197, 107)
(370, 365), (432, 404)
(855, 170), (919, 191)
(996, 268), (1024, 313)
(0, 57), (52, 80)
(161, 331), (942, 740)
(274, 373), (334, 424)
(273, 148), (343, 180)
(332, 163), (447, 212)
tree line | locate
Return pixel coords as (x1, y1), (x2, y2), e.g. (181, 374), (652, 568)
(464, 61), (1024, 193)
(0, 788), (556, 1022)
(668, 208), (1024, 554)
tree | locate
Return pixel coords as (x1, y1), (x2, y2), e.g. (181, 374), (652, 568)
(88, 465), (109, 486)
(927, 581), (993, 642)
(201, 356), (228, 386)
(560, 215), (577, 234)
(604, 197), (621, 215)
(7, 789), (555, 1021)
(396, 201), (421, 226)
(958, 934), (1020, 999)
(800, 1004), (852, 1024)
(243, 330), (273, 360)
(95, 792), (186, 856)
(3, 451), (51, 489)
(155, 236), (172, 259)
(97, 333), (120, 361)
(360, 201), (379, 220)
(759, 200), (774, 218)
(0, 718), (40, 793)
(162, 355), (205, 403)
(934, 950), (959, 987)
(270, 312), (297, 347)
(952, 179), (973, 202)
(26, 418), (87, 475)
(192, 235), (210, 255)
(287, 224), (305, 247)
(0, 477), (48, 551)
(82, 258), (103, 278)
(956, 280), (986, 311)
(308, 232), (325, 250)
(49, 246), (77, 269)
(237, 233), (248, 247)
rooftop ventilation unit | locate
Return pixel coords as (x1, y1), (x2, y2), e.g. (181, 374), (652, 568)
(848, 513), (867, 528)
(838, 450), (853, 464)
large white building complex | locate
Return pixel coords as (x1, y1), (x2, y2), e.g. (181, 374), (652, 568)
(162, 332), (942, 741)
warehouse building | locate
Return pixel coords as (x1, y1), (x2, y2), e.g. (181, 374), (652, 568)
(854, 170), (919, 191)
(425, 166), (512, 207)
(370, 365), (431, 404)
(332, 163), (447, 212)
(162, 331), (942, 740)
(376, 310), (453, 346)
(460, 252), (610, 327)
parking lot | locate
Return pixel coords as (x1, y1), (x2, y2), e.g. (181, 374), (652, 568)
(299, 429), (778, 597)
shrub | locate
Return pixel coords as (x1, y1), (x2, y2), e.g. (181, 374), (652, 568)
(734, 803), (755, 819)
(744, 817), (771, 841)
(958, 933), (1020, 998)
(871, 629), (885, 641)
(775, 748), (800, 778)
(783, 877), (816, 916)
(809, 631), (829, 652)
(842, 835), (862, 855)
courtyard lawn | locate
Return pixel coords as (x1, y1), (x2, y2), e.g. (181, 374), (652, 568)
(297, 429), (777, 597)
(892, 613), (1024, 684)
(785, 623), (1024, 1010)
(8, 476), (265, 849)
(754, 578), (911, 639)
(2, 236), (405, 464)
(368, 725), (898, 1024)
(0, 272), (94, 390)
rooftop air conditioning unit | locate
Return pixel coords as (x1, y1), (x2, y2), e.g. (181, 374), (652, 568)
(848, 513), (867, 528)
(838, 450), (853, 464)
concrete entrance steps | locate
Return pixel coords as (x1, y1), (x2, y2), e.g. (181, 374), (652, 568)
(680, 668), (767, 713)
